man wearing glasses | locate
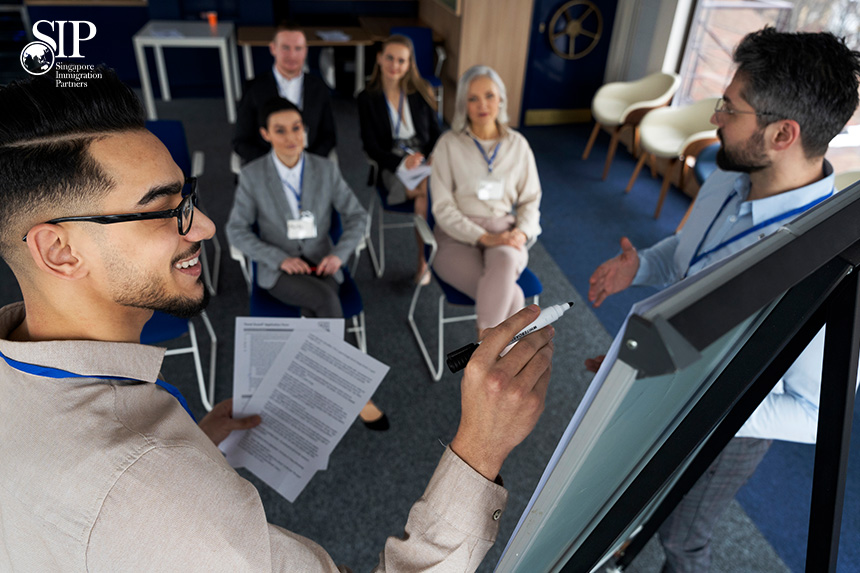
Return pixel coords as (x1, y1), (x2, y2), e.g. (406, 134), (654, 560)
(0, 69), (553, 570)
(587, 29), (860, 572)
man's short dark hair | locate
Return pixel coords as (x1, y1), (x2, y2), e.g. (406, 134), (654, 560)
(258, 97), (303, 129)
(0, 66), (145, 264)
(272, 21), (306, 43)
(734, 28), (860, 158)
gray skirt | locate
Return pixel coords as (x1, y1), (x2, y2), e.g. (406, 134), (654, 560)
(381, 169), (409, 205)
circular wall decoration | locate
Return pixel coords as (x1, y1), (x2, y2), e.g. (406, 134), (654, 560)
(548, 0), (603, 60)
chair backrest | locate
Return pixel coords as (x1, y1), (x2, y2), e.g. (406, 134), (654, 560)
(146, 120), (191, 174)
(390, 26), (436, 80)
(594, 72), (681, 123)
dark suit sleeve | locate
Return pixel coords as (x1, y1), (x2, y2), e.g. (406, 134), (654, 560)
(357, 90), (402, 175)
(232, 78), (273, 163)
(304, 76), (337, 158)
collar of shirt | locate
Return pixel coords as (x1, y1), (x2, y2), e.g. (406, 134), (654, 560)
(746, 159), (835, 225)
(0, 301), (165, 384)
(272, 66), (304, 108)
(271, 150), (304, 218)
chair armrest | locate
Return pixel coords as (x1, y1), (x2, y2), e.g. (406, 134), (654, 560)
(230, 152), (242, 176)
(365, 154), (379, 183)
(191, 151), (205, 178)
(413, 215), (438, 268)
(434, 46), (446, 78)
(229, 243), (252, 291)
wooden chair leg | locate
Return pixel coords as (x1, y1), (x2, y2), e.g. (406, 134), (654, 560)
(679, 155), (687, 191)
(649, 154), (657, 178)
(654, 158), (677, 219)
(632, 126), (640, 158)
(582, 122), (601, 160)
(602, 126), (621, 180)
(626, 152), (649, 193)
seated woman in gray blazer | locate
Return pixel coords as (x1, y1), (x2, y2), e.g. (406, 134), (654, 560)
(227, 98), (366, 319)
(430, 66), (542, 331)
(227, 98), (388, 429)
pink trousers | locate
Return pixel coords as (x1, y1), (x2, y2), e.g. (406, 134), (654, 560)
(433, 214), (528, 331)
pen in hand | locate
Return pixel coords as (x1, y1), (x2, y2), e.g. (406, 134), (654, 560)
(446, 302), (573, 373)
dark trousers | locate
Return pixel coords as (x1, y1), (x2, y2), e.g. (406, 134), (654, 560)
(267, 272), (342, 318)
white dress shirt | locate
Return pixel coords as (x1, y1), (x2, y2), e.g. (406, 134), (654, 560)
(271, 151), (304, 218)
(633, 162), (841, 443)
(273, 65), (304, 109)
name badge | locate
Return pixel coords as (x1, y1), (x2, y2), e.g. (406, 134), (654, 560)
(476, 177), (505, 201)
(287, 211), (317, 240)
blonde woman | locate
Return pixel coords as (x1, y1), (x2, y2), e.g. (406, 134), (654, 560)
(430, 65), (542, 330)
(357, 35), (441, 282)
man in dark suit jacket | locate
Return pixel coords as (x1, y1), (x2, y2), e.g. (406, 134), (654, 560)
(232, 26), (336, 163)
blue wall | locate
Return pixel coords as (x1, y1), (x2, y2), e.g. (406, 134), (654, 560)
(522, 0), (617, 121)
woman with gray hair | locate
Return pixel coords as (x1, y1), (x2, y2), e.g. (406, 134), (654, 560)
(430, 65), (542, 331)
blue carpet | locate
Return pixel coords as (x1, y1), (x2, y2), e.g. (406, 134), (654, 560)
(521, 122), (860, 572)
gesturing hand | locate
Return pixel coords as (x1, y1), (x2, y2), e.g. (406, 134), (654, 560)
(588, 236), (639, 307)
(198, 399), (262, 446)
(450, 305), (554, 481)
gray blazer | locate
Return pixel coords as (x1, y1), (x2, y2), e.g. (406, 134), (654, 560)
(226, 152), (367, 289)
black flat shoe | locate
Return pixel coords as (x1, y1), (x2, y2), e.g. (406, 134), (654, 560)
(362, 413), (390, 432)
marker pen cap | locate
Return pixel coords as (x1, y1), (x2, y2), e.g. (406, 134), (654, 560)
(446, 342), (480, 374)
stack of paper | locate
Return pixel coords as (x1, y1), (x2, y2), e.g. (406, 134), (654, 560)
(221, 317), (389, 502)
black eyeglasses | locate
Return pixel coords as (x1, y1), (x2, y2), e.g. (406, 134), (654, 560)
(713, 98), (778, 118)
(23, 177), (198, 242)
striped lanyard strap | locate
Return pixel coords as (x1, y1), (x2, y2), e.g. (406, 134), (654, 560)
(0, 349), (196, 422)
(688, 190), (833, 271)
(469, 135), (501, 174)
(283, 155), (306, 211)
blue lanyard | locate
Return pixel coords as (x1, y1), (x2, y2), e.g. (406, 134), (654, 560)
(687, 190), (833, 272)
(469, 135), (501, 173)
(283, 155), (305, 211)
(0, 348), (197, 422)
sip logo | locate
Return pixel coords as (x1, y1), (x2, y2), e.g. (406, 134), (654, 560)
(20, 20), (97, 75)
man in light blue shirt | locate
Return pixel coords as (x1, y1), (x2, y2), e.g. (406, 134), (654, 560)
(588, 28), (860, 573)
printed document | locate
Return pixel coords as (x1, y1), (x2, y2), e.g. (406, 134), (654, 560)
(222, 318), (389, 502)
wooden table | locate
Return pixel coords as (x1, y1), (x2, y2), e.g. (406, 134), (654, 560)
(237, 26), (373, 95)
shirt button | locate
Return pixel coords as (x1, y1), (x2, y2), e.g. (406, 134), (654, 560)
(492, 509), (502, 521)
(728, 215), (737, 223)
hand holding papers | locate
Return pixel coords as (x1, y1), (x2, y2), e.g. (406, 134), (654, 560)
(396, 160), (432, 191)
(222, 318), (389, 502)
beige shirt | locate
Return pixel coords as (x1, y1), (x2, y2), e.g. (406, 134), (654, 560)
(430, 127), (542, 245)
(0, 302), (507, 571)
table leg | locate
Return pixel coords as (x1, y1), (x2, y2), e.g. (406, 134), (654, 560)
(219, 42), (237, 123)
(354, 44), (365, 96)
(243, 45), (255, 81)
(153, 45), (171, 101)
(133, 40), (157, 120)
(229, 36), (242, 99)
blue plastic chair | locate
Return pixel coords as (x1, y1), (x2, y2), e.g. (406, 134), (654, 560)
(390, 26), (445, 121)
(232, 212), (367, 352)
(407, 189), (542, 380)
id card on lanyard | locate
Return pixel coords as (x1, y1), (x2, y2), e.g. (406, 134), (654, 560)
(282, 157), (318, 239)
(471, 135), (505, 201)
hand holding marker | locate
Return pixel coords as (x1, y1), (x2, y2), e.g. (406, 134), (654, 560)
(446, 302), (574, 373)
